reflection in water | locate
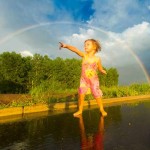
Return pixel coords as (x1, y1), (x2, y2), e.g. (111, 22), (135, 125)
(0, 100), (150, 150)
(76, 115), (104, 150)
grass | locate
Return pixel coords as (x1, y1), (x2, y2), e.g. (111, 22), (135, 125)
(0, 83), (150, 109)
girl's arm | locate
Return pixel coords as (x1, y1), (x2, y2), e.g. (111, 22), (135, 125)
(59, 42), (84, 57)
(97, 57), (107, 74)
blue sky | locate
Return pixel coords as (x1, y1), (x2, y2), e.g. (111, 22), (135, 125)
(0, 0), (150, 85)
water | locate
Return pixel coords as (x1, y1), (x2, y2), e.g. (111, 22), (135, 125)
(0, 99), (150, 150)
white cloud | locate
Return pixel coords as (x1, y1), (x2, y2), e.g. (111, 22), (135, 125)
(89, 0), (132, 30)
(20, 50), (33, 57)
(122, 22), (150, 52)
(89, 0), (150, 32)
(148, 5), (150, 10)
(0, 0), (55, 27)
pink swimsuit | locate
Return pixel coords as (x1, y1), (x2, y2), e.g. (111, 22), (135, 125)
(78, 57), (103, 98)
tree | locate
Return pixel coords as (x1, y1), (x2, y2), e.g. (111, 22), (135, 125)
(64, 58), (81, 89)
(105, 68), (119, 87)
(0, 52), (30, 93)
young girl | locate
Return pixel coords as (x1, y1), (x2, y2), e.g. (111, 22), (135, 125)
(59, 39), (107, 117)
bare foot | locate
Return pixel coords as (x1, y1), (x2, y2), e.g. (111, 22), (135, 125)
(73, 111), (82, 117)
(73, 114), (82, 118)
(101, 111), (107, 117)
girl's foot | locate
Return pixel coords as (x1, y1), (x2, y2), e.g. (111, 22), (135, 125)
(73, 111), (82, 117)
(101, 111), (107, 117)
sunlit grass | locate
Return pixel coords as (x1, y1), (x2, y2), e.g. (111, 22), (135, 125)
(30, 83), (150, 103)
(0, 83), (150, 109)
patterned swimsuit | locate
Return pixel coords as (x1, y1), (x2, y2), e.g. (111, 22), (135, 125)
(78, 56), (103, 98)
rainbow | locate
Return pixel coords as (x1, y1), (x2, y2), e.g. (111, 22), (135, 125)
(0, 21), (149, 83)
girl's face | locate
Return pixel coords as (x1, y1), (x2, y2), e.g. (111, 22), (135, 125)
(84, 40), (96, 53)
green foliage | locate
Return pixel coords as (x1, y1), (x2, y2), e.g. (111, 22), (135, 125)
(99, 68), (119, 87)
(102, 83), (150, 98)
(30, 79), (78, 103)
(28, 54), (51, 88)
(129, 83), (150, 95)
(0, 83), (149, 109)
(0, 52), (31, 93)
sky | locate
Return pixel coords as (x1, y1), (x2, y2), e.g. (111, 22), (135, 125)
(0, 0), (150, 85)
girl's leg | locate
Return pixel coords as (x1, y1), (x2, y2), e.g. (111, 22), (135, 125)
(95, 97), (107, 117)
(73, 94), (85, 116)
(90, 79), (107, 116)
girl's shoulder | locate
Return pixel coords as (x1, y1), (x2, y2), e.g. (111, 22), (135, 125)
(83, 53), (88, 60)
(94, 56), (100, 62)
(83, 53), (87, 58)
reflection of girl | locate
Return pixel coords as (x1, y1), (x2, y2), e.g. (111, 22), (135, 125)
(93, 116), (104, 150)
(59, 39), (107, 117)
(76, 115), (104, 150)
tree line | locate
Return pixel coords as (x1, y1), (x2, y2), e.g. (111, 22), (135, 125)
(0, 52), (119, 94)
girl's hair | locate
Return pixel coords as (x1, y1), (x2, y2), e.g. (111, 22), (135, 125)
(85, 39), (101, 52)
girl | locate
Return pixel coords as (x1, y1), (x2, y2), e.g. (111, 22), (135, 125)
(59, 39), (107, 117)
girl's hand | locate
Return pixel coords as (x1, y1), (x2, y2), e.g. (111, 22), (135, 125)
(101, 69), (107, 75)
(59, 42), (66, 50)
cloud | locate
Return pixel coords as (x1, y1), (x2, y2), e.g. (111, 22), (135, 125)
(122, 22), (150, 52)
(20, 50), (33, 57)
(89, 0), (150, 32)
(121, 21), (150, 76)
(0, 0), (55, 27)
